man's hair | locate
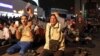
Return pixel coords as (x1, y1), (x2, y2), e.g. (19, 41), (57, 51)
(49, 14), (58, 21)
(26, 7), (32, 12)
(50, 14), (57, 19)
(21, 15), (28, 20)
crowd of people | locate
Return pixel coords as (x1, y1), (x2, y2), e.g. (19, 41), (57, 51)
(0, 6), (98, 56)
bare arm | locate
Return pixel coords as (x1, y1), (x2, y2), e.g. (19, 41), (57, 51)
(16, 26), (22, 40)
(16, 30), (21, 40)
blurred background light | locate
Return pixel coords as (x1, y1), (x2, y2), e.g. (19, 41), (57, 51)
(0, 2), (13, 9)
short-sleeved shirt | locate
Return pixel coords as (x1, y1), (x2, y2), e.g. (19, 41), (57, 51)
(18, 25), (33, 42)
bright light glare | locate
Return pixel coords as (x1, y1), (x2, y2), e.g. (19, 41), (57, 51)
(32, 0), (39, 6)
(0, 11), (22, 17)
(0, 2), (13, 9)
(98, 7), (100, 10)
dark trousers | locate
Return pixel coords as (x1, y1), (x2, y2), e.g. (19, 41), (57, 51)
(0, 39), (9, 46)
(40, 49), (64, 56)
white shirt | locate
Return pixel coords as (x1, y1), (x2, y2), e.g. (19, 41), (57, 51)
(44, 23), (65, 51)
(3, 27), (10, 40)
(9, 26), (16, 34)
